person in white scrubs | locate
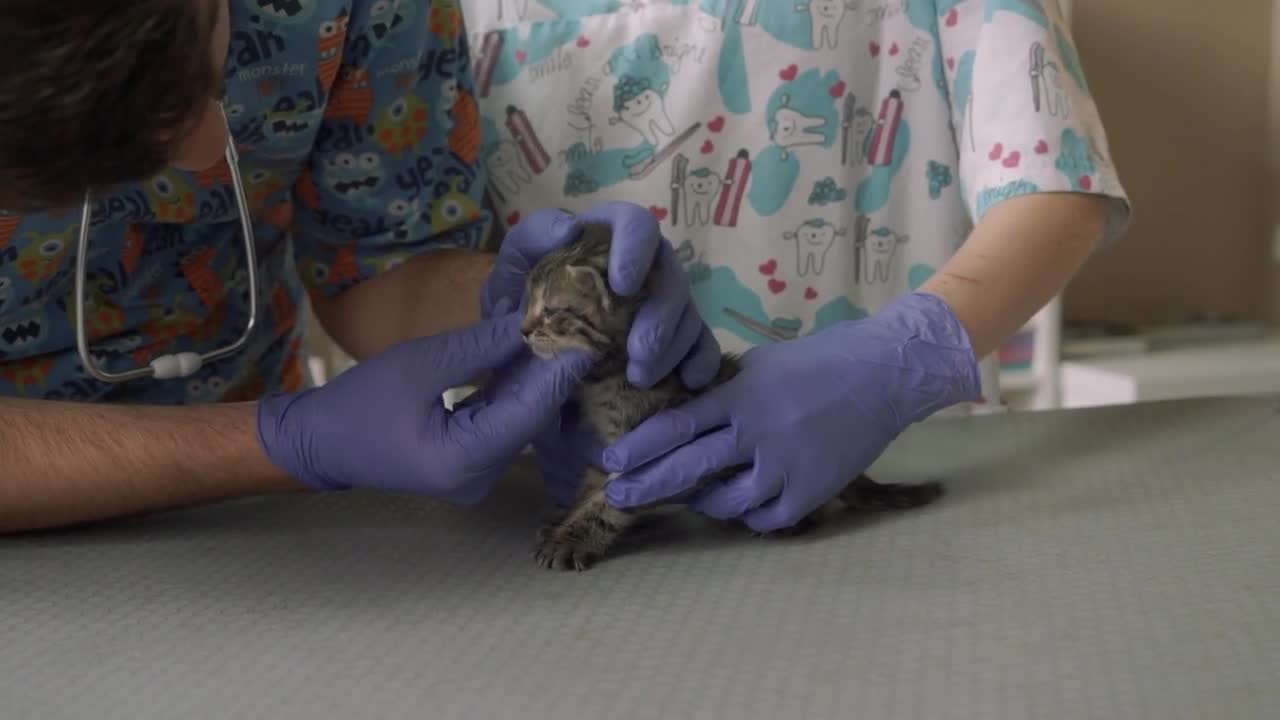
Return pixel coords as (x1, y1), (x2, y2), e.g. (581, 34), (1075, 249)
(466, 0), (1130, 532)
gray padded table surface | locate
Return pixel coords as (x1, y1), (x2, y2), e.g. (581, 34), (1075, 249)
(4, 397), (1279, 719)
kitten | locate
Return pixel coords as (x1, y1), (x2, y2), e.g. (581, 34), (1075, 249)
(521, 221), (943, 571)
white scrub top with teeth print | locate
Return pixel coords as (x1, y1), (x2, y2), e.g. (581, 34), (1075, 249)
(462, 0), (1130, 414)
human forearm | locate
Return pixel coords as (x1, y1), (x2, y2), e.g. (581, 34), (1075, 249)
(311, 248), (497, 361)
(920, 192), (1111, 358)
(0, 398), (302, 533)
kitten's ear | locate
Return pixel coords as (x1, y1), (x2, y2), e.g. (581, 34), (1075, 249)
(567, 264), (612, 308)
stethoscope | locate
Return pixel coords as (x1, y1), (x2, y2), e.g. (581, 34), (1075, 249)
(74, 105), (259, 383)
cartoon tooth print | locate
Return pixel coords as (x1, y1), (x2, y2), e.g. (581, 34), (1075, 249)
(430, 176), (481, 233)
(17, 228), (74, 282)
(324, 152), (386, 204)
(374, 93), (429, 156)
(486, 141), (531, 199)
(317, 13), (349, 89)
(802, 0), (854, 50)
(682, 166), (723, 227)
(771, 94), (828, 160)
(325, 68), (374, 123)
(609, 75), (677, 149)
(1029, 42), (1069, 118)
(244, 0), (318, 25)
(783, 219), (845, 278)
(504, 105), (551, 174)
(863, 225), (909, 285)
(714, 149), (752, 227)
(144, 170), (197, 223)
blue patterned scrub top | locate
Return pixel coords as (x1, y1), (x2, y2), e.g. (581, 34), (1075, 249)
(0, 0), (487, 404)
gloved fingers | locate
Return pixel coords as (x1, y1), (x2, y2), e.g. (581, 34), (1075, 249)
(577, 201), (661, 296)
(601, 388), (730, 473)
(739, 479), (833, 534)
(455, 348), (595, 457)
(604, 426), (748, 508)
(423, 314), (528, 392)
(677, 324), (722, 390)
(626, 266), (699, 387)
(480, 208), (580, 318)
(689, 462), (784, 520)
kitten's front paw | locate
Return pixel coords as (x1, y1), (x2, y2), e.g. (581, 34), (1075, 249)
(533, 532), (600, 572)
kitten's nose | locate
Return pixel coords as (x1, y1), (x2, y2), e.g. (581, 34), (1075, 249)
(520, 315), (537, 338)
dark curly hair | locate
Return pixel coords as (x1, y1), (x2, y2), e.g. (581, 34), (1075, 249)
(0, 0), (223, 212)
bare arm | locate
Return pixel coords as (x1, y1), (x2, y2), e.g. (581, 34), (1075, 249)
(920, 192), (1112, 358)
(0, 398), (303, 534)
(310, 248), (497, 361)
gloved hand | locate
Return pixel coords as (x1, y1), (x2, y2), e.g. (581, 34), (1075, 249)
(600, 292), (982, 532)
(480, 202), (721, 389)
(255, 313), (593, 503)
(480, 201), (722, 504)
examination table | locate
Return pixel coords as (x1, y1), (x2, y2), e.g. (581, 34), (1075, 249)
(3, 396), (1278, 719)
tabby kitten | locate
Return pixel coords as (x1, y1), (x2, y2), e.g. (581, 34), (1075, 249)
(521, 221), (943, 571)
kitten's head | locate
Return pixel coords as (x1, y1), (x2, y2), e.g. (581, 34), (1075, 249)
(521, 221), (642, 362)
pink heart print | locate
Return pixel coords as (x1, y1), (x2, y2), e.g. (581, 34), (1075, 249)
(768, 278), (787, 294)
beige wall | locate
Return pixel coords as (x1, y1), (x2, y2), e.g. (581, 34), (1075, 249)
(1063, 0), (1276, 326)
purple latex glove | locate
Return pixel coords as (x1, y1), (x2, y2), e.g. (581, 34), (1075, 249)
(480, 202), (721, 389)
(601, 292), (982, 532)
(480, 202), (721, 504)
(256, 313), (593, 503)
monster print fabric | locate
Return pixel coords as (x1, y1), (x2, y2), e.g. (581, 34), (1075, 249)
(461, 0), (1130, 414)
(0, 0), (487, 404)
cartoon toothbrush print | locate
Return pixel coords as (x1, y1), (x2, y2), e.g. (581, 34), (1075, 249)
(714, 149), (752, 227)
(1029, 42), (1070, 118)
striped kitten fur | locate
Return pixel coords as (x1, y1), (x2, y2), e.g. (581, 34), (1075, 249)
(520, 221), (943, 571)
